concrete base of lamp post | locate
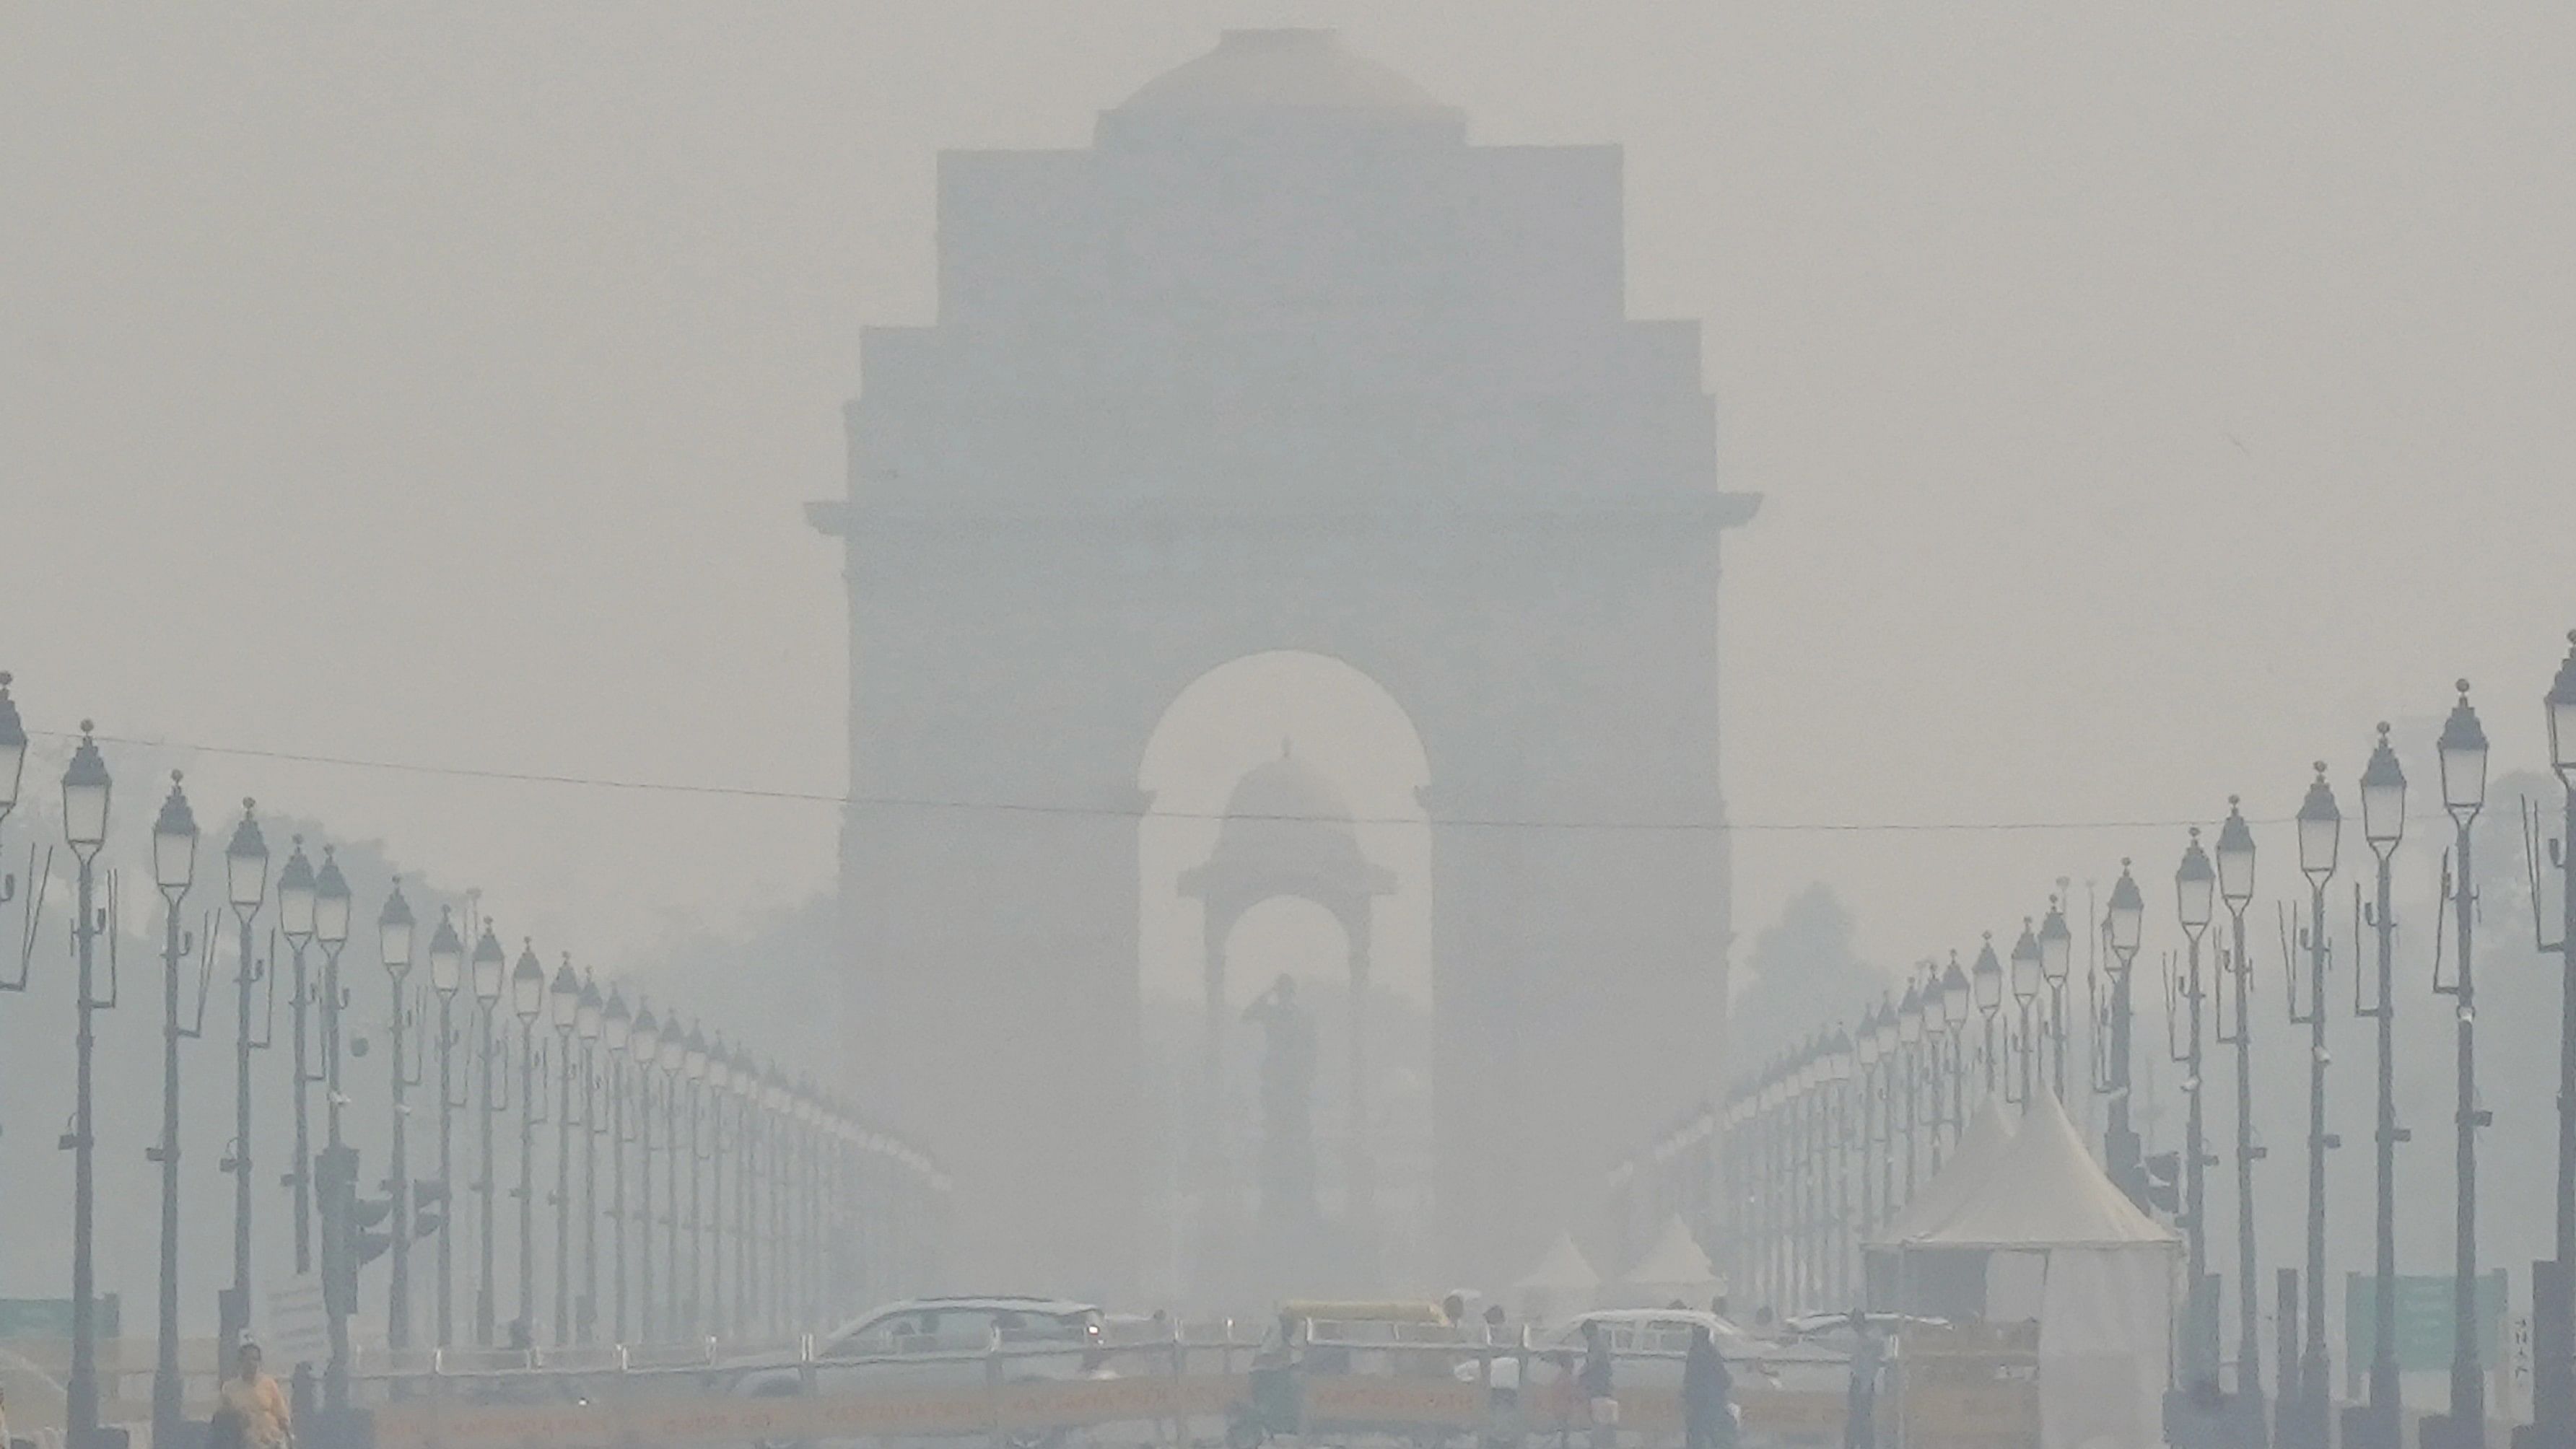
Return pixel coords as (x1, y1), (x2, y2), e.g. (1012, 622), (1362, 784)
(2162, 1385), (2271, 1449)
(2528, 1258), (2575, 1449)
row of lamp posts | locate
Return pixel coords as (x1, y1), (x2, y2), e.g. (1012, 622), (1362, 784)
(0, 678), (951, 1449)
(1628, 634), (2576, 1449)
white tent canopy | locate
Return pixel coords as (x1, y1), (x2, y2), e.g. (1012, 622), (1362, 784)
(1615, 1214), (1720, 1307)
(1903, 1090), (2175, 1251)
(1511, 1231), (1601, 1324)
(1869, 1094), (2018, 1248)
(1896, 1093), (2178, 1449)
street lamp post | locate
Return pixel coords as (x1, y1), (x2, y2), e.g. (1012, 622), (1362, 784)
(707, 1034), (730, 1341)
(2011, 922), (2041, 1106)
(381, 882), (418, 1351)
(224, 801), (270, 1355)
(1869, 1007), (1898, 1227)
(1731, 1096), (1751, 1307)
(660, 1023), (688, 1336)
(1762, 1065), (1782, 1318)
(2040, 900), (2074, 1101)
(0, 675), (19, 863)
(631, 1004), (662, 1342)
(1898, 981), (1924, 1195)
(787, 1088), (809, 1331)
(1973, 935), (2002, 1095)
(470, 922), (505, 1346)
(731, 1045), (756, 1336)
(1856, 1005), (1882, 1245)
(602, 989), (632, 1343)
(1826, 1028), (1855, 1305)
(2215, 795), (2263, 1437)
(1763, 1067), (1783, 1313)
(2540, 636), (2576, 1447)
(685, 1028), (710, 1338)
(428, 909), (466, 1348)
(2290, 765), (2341, 1449)
(61, 724), (113, 1449)
(771, 1072), (790, 1331)
(277, 841), (318, 1303)
(2436, 683), (2489, 1444)
(510, 941), (546, 1348)
(2175, 828), (2217, 1397)
(2103, 863), (2144, 1203)
(1793, 1055), (1813, 1318)
(576, 975), (603, 1343)
(2358, 724), (2407, 1448)
(150, 776), (199, 1449)
(1939, 957), (1970, 1157)
(313, 848), (353, 1411)
(549, 957), (580, 1345)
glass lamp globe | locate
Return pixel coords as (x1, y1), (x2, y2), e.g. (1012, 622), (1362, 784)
(548, 958), (580, 1031)
(224, 800), (267, 913)
(152, 774), (198, 897)
(2296, 763), (2341, 883)
(2549, 634), (2576, 782)
(2438, 681), (2489, 818)
(2361, 724), (2407, 852)
(603, 987), (631, 1054)
(315, 849), (352, 947)
(2011, 921), (2042, 1003)
(0, 673), (24, 824)
(2215, 799), (2256, 911)
(2038, 900), (2073, 986)
(276, 839), (317, 942)
(471, 923), (506, 1005)
(2176, 829), (2216, 932)
(380, 880), (416, 981)
(2105, 862), (2144, 959)
(427, 909), (465, 998)
(510, 941), (546, 1023)
(61, 724), (111, 857)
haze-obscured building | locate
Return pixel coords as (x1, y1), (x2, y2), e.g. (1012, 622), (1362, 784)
(809, 28), (1755, 1296)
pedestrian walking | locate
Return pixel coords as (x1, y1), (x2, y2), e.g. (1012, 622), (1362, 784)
(1682, 1324), (1737, 1449)
(1843, 1313), (1883, 1449)
(1578, 1321), (1616, 1449)
(218, 1343), (293, 1449)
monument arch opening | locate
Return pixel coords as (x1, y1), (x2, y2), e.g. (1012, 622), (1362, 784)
(1138, 648), (1432, 1302)
(810, 27), (1757, 1295)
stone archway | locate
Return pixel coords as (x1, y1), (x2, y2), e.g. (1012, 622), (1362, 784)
(809, 27), (1758, 1294)
(1179, 744), (1397, 1295)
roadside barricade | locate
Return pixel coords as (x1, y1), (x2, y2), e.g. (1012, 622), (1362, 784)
(368, 1327), (1856, 1449)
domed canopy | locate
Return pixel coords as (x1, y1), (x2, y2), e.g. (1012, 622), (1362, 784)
(1179, 743), (1395, 916)
(1223, 745), (1356, 836)
(1115, 29), (1456, 118)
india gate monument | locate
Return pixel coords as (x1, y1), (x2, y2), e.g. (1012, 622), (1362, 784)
(807, 28), (1758, 1299)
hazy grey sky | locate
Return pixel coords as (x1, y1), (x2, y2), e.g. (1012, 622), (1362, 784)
(6, 3), (2573, 990)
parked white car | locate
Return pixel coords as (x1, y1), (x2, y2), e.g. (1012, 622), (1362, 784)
(730, 1295), (1106, 1402)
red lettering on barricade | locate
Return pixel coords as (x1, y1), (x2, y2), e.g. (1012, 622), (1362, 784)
(1898, 1322), (2040, 1449)
(805, 1388), (997, 1437)
(1302, 1375), (1486, 1429)
(1739, 1390), (1846, 1434)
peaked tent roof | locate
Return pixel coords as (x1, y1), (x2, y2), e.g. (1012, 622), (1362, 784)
(1623, 1214), (1719, 1293)
(1516, 1230), (1602, 1290)
(1900, 1091), (2179, 1251)
(1868, 1094), (2018, 1248)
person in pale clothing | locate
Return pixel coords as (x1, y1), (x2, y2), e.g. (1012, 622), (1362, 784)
(219, 1343), (293, 1449)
